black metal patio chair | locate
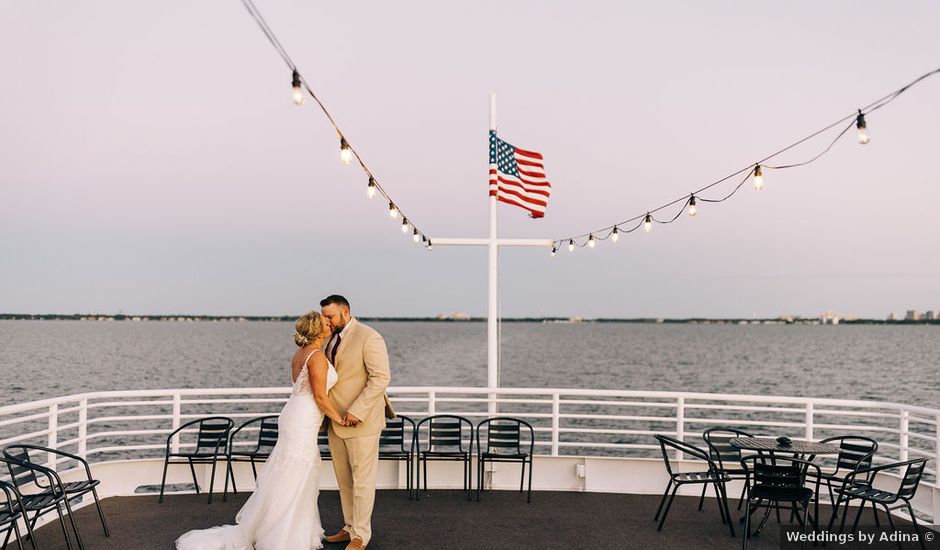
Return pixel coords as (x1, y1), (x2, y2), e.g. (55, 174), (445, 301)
(804, 435), (877, 519)
(318, 432), (332, 460)
(703, 427), (756, 511)
(653, 434), (735, 537)
(1, 453), (80, 550)
(223, 415), (278, 501)
(475, 417), (534, 503)
(4, 444), (110, 540)
(0, 479), (29, 550)
(828, 458), (929, 550)
(416, 415), (474, 501)
(740, 455), (820, 550)
(159, 416), (233, 504)
(378, 415), (416, 499)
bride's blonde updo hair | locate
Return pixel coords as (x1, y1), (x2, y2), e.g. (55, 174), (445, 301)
(294, 311), (324, 347)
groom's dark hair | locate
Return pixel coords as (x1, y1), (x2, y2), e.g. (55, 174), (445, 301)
(320, 294), (351, 311)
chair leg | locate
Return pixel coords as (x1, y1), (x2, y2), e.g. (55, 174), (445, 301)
(208, 457), (218, 504)
(798, 502), (809, 550)
(850, 500), (865, 533)
(718, 483), (735, 537)
(698, 484), (708, 511)
(880, 504), (902, 550)
(737, 480), (748, 511)
(159, 456), (170, 503)
(742, 502), (753, 550)
(54, 503), (74, 550)
(712, 483), (727, 524)
(656, 483), (680, 532)
(223, 461), (231, 502)
(250, 457), (258, 482)
(526, 456), (533, 504)
(653, 480), (673, 522)
(188, 458), (200, 494)
(90, 487), (110, 536)
(476, 457), (483, 502)
(11, 519), (25, 550)
(61, 496), (85, 550)
(519, 459), (525, 493)
(904, 501), (927, 550)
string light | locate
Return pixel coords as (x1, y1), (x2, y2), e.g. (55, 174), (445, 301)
(388, 202), (399, 219)
(688, 195), (697, 217)
(588, 234), (596, 248)
(611, 227), (620, 243)
(856, 110), (870, 144)
(413, 228), (421, 242)
(291, 70), (304, 105)
(752, 164), (764, 191)
(568, 239), (575, 253)
(401, 218), (410, 233)
(551, 243), (557, 257)
(644, 214), (652, 233)
(366, 177), (377, 199)
(426, 240), (433, 251)
(340, 138), (353, 165)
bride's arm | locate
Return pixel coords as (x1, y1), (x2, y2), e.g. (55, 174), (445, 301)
(310, 352), (344, 425)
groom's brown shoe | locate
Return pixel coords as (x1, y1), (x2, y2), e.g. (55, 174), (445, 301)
(345, 538), (366, 550)
(324, 529), (351, 543)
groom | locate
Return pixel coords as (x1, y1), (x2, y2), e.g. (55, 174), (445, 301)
(320, 295), (393, 550)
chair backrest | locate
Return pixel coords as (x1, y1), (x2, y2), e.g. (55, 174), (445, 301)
(897, 459), (928, 500)
(702, 427), (754, 472)
(230, 415), (278, 454)
(417, 415), (473, 453)
(193, 417), (233, 453)
(740, 455), (815, 498)
(1, 447), (41, 489)
(655, 434), (713, 477)
(317, 432), (331, 457)
(477, 417), (534, 456)
(0, 479), (24, 518)
(380, 416), (415, 452)
(819, 436), (878, 474)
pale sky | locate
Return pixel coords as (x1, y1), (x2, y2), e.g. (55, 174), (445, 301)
(2, 1), (939, 318)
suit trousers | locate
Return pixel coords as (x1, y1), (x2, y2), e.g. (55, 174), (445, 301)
(328, 425), (380, 546)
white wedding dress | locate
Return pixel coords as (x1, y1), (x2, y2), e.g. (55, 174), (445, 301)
(176, 350), (338, 550)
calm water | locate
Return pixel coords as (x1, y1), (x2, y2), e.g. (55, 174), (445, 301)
(1, 320), (938, 409)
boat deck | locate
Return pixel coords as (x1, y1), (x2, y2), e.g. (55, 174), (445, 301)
(30, 489), (937, 549)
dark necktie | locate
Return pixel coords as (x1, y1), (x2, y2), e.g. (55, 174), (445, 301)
(330, 333), (342, 365)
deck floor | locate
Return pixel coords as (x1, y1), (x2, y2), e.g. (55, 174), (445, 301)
(26, 489), (938, 549)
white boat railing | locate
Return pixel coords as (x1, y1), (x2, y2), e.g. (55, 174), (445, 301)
(0, 386), (936, 486)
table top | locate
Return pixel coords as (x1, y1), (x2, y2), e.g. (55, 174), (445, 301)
(729, 436), (842, 455)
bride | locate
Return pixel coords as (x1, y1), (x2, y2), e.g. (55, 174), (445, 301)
(176, 311), (344, 550)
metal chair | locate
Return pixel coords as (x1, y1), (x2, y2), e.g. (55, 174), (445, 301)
(159, 416), (233, 504)
(416, 415), (474, 501)
(378, 415), (417, 499)
(1, 453), (80, 549)
(475, 417), (534, 503)
(804, 435), (877, 519)
(702, 427), (755, 511)
(653, 434), (735, 537)
(318, 432), (332, 460)
(0, 479), (29, 550)
(223, 415), (278, 501)
(740, 455), (820, 550)
(828, 458), (929, 550)
(4, 444), (110, 540)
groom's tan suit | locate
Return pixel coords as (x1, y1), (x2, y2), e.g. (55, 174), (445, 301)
(325, 318), (392, 547)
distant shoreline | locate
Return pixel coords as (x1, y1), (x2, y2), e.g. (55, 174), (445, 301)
(0, 313), (937, 325)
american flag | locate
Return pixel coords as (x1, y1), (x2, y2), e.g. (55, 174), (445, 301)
(488, 130), (552, 218)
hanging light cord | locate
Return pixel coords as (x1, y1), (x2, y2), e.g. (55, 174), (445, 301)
(240, 0), (430, 244)
(557, 67), (940, 246)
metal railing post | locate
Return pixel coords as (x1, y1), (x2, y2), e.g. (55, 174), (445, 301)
(78, 398), (88, 458)
(428, 391), (436, 415)
(551, 393), (560, 456)
(47, 404), (58, 468)
(804, 401), (814, 441)
(676, 397), (685, 461)
(899, 410), (909, 462)
(171, 393), (182, 454)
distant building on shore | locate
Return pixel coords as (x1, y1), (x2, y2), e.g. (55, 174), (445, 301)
(905, 310), (922, 321)
(436, 312), (471, 321)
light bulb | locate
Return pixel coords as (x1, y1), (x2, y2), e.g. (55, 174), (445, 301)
(291, 70), (304, 105)
(551, 245), (557, 257)
(688, 195), (697, 217)
(426, 240), (433, 251)
(611, 227), (620, 243)
(568, 239), (575, 253)
(389, 202), (399, 219)
(401, 219), (409, 233)
(367, 177), (377, 199)
(340, 138), (353, 165)
(413, 229), (421, 242)
(856, 110), (870, 144)
(588, 235), (596, 248)
(752, 164), (764, 191)
(644, 214), (652, 233)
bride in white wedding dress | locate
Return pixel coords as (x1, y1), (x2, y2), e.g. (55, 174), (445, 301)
(176, 311), (344, 550)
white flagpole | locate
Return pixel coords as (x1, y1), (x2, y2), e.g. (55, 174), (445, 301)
(487, 92), (499, 416)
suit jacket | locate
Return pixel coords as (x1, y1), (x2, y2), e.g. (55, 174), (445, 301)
(325, 319), (394, 439)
